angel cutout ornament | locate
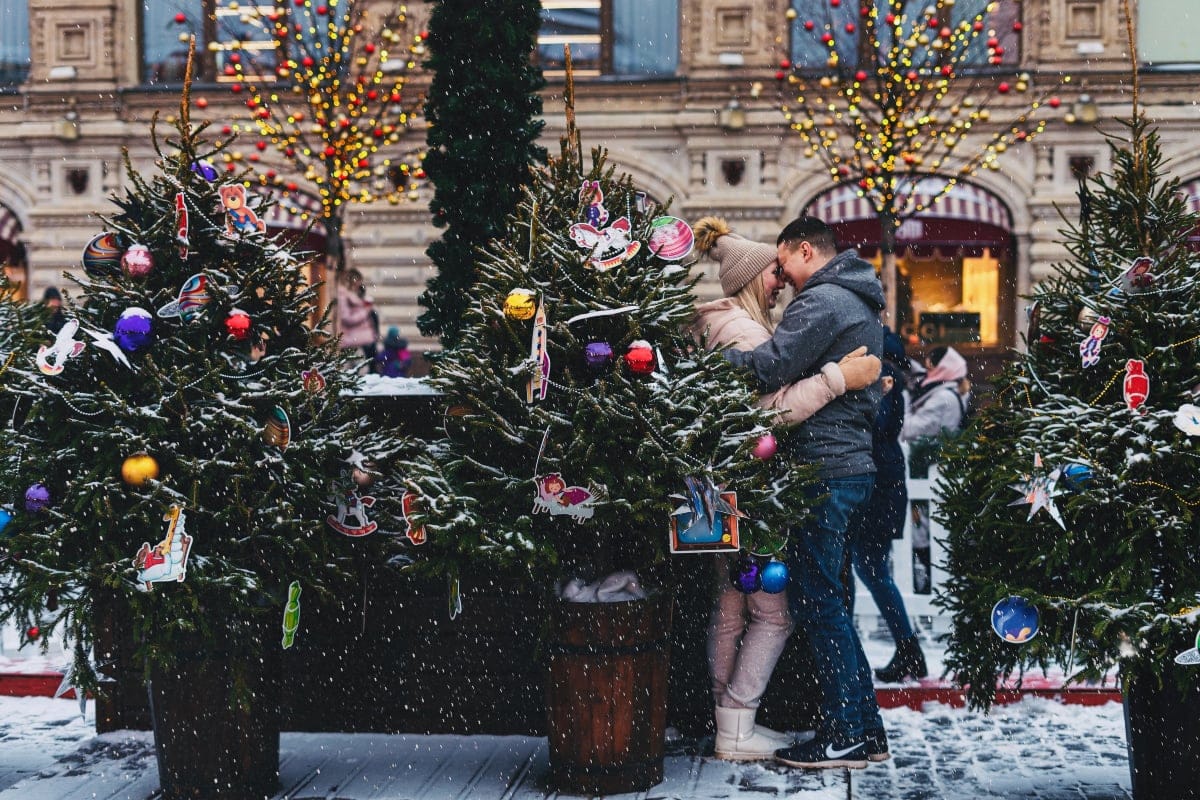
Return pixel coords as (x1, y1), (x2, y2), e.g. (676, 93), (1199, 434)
(133, 505), (194, 590)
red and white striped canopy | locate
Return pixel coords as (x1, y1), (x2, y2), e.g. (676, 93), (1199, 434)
(0, 203), (21, 245)
(804, 177), (1013, 230)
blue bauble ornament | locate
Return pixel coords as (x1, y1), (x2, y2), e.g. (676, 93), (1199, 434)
(114, 307), (154, 353)
(1061, 462), (1093, 491)
(759, 560), (789, 594)
(0, 506), (11, 537)
(729, 555), (762, 594)
(991, 596), (1040, 644)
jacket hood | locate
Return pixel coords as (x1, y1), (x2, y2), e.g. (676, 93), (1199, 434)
(805, 249), (885, 312)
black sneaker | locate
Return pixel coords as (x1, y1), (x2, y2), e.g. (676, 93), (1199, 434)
(774, 736), (868, 769)
(864, 729), (890, 763)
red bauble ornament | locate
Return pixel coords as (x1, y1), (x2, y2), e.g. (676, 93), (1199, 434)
(941, 65), (953, 76)
(316, 4), (328, 14)
(324, 146), (336, 157)
(939, 27), (953, 39)
(998, 82), (1011, 94)
(854, 70), (868, 82)
(885, 13), (896, 24)
(174, 12), (187, 24)
(830, 0), (839, 6)
(365, 43), (376, 54)
(775, 70), (786, 80)
(27, 625), (39, 640)
(222, 124), (232, 135)
(845, 22), (855, 33)
(302, 56), (315, 68)
(246, 97), (257, 109)
(779, 58), (791, 69)
(804, 20), (815, 31)
(255, 140), (267, 151)
(624, 341), (656, 376)
(1049, 96), (1061, 108)
(907, 70), (919, 82)
(230, 83), (242, 93)
(285, 147), (295, 158)
(987, 37), (1000, 48)
(821, 32), (834, 44)
(993, 46), (1005, 57)
(195, 97), (208, 109)
(224, 309), (252, 341)
(753, 434), (778, 460)
(974, 21), (985, 31)
(1013, 21), (1024, 32)
(286, 181), (299, 191)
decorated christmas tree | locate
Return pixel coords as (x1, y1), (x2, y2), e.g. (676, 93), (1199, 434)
(935, 94), (1200, 794)
(0, 68), (420, 708)
(412, 97), (815, 600)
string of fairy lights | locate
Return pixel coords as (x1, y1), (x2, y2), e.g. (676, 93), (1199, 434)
(779, 0), (1066, 217)
(178, 0), (427, 225)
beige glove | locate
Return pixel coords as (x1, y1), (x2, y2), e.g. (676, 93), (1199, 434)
(837, 346), (882, 391)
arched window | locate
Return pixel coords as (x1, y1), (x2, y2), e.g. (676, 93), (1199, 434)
(0, 0), (30, 87)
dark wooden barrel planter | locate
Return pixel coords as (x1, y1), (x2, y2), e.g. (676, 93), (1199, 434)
(148, 638), (280, 800)
(546, 592), (673, 795)
(1123, 659), (1200, 800)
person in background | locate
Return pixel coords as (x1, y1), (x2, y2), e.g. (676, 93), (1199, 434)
(691, 216), (881, 762)
(336, 268), (378, 365)
(901, 345), (970, 443)
(374, 327), (412, 378)
(848, 329), (928, 684)
(42, 286), (66, 334)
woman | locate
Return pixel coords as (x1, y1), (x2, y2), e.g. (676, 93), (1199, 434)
(901, 345), (970, 443)
(690, 217), (880, 761)
(336, 269), (378, 365)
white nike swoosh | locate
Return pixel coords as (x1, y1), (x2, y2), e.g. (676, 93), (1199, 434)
(825, 743), (863, 759)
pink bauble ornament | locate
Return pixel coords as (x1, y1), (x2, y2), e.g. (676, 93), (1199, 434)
(753, 433), (778, 460)
(121, 244), (155, 278)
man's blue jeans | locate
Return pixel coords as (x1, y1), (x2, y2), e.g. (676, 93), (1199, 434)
(786, 474), (883, 743)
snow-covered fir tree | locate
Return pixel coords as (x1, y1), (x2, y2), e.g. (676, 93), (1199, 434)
(937, 115), (1200, 708)
(412, 132), (817, 593)
(0, 88), (421, 694)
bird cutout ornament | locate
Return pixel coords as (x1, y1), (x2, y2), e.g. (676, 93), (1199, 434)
(301, 367), (326, 394)
(157, 273), (211, 322)
(669, 476), (746, 554)
(991, 596), (1040, 643)
(133, 505), (194, 590)
(36, 319), (87, 375)
(174, 192), (189, 259)
(1123, 359), (1150, 413)
(647, 216), (695, 261)
(402, 490), (427, 545)
(262, 406), (291, 450)
(218, 184), (266, 236)
(1174, 628), (1200, 665)
(1008, 454), (1065, 529)
(579, 180), (610, 227)
(281, 581), (302, 650)
(1078, 315), (1111, 368)
(525, 298), (549, 404)
(1173, 404), (1200, 436)
(569, 216), (642, 270)
(532, 473), (597, 521)
(326, 483), (378, 537)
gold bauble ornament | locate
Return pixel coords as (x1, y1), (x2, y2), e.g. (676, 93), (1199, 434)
(121, 453), (160, 487)
(504, 289), (537, 321)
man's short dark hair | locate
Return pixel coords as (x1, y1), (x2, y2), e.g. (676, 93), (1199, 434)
(777, 216), (837, 253)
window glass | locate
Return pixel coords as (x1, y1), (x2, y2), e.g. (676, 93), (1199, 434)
(143, 1), (279, 85)
(0, 0), (29, 86)
(1138, 0), (1200, 65)
(540, 2), (602, 73)
(144, 0), (198, 85)
(538, 0), (679, 77)
(611, 0), (678, 77)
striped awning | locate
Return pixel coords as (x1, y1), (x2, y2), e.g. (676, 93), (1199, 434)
(804, 177), (1013, 230)
(257, 190), (328, 237)
(1180, 176), (1200, 215)
(0, 203), (21, 245)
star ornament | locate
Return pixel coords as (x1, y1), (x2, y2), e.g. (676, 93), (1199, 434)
(1008, 454), (1066, 529)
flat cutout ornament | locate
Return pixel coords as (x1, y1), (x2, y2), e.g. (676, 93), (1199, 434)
(579, 180), (610, 227)
(157, 274), (211, 322)
(219, 185), (266, 235)
(82, 232), (123, 279)
(1124, 359), (1149, 413)
(301, 368), (326, 394)
(647, 216), (695, 261)
(175, 192), (189, 260)
(53, 660), (89, 718)
(569, 216), (642, 271)
(1008, 454), (1065, 529)
(36, 320), (87, 375)
(81, 326), (130, 369)
(525, 299), (549, 404)
(263, 406), (291, 450)
(1175, 629), (1200, 666)
(133, 505), (193, 590)
(1119, 256), (1156, 294)
(326, 485), (378, 536)
(281, 581), (302, 649)
(669, 476), (746, 554)
(402, 490), (427, 545)
(1174, 403), (1200, 436)
(532, 473), (596, 521)
(1078, 315), (1110, 368)
(991, 596), (1040, 643)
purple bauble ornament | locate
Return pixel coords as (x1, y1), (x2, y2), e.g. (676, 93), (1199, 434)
(584, 341), (614, 371)
(24, 483), (50, 512)
(753, 433), (778, 460)
(729, 555), (762, 594)
(114, 307), (154, 353)
(759, 560), (789, 594)
(191, 160), (219, 181)
(121, 244), (155, 279)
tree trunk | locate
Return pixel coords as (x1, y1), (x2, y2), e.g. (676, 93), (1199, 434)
(879, 208), (899, 329)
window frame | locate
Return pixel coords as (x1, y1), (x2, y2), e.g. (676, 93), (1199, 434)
(142, 0), (284, 87)
(537, 0), (678, 79)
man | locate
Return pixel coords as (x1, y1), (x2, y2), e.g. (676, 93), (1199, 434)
(725, 216), (887, 769)
(42, 286), (66, 334)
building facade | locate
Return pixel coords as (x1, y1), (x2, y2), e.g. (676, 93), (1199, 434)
(1, 0), (1198, 365)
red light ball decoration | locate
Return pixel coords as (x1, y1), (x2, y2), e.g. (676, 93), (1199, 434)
(804, 20), (815, 31)
(224, 309), (252, 341)
(998, 82), (1011, 94)
(1048, 96), (1061, 108)
(845, 23), (855, 33)
(775, 70), (786, 80)
(854, 70), (868, 82)
(624, 340), (656, 376)
(174, 12), (187, 23)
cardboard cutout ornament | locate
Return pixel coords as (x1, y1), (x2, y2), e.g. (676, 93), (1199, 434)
(402, 490), (427, 545)
(579, 180), (610, 227)
(326, 484), (378, 536)
(569, 216), (642, 270)
(281, 581), (302, 649)
(1123, 359), (1149, 412)
(219, 184), (266, 235)
(262, 406), (291, 450)
(175, 192), (189, 260)
(157, 274), (211, 322)
(133, 505), (194, 590)
(81, 232), (123, 279)
(1174, 629), (1200, 665)
(1008, 454), (1065, 529)
(647, 216), (695, 261)
(36, 319), (87, 375)
(1119, 256), (1156, 294)
(1078, 315), (1111, 368)
(532, 473), (596, 521)
(301, 367), (326, 394)
(525, 299), (549, 404)
(1174, 403), (1200, 436)
(669, 476), (745, 553)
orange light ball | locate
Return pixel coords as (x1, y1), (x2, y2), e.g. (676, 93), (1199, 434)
(121, 453), (160, 487)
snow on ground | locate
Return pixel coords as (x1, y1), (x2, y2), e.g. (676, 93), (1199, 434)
(0, 694), (1132, 800)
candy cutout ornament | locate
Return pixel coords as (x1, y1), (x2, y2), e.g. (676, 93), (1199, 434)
(991, 596), (1040, 643)
(281, 581), (302, 649)
(402, 490), (427, 545)
(263, 406), (291, 450)
(1124, 359), (1149, 413)
(133, 505), (194, 590)
(36, 319), (87, 375)
(121, 245), (155, 279)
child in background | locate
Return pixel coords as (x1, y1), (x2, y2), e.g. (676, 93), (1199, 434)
(374, 327), (412, 377)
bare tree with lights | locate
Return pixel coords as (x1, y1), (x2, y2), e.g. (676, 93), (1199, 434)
(214, 0), (427, 272)
(779, 0), (1063, 324)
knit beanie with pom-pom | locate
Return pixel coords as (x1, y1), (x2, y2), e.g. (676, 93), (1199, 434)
(692, 216), (778, 297)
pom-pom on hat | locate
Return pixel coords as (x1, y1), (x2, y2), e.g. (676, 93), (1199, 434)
(693, 216), (778, 297)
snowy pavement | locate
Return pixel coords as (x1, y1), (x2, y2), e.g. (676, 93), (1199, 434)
(0, 694), (1132, 799)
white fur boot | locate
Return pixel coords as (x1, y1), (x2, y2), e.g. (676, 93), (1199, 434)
(713, 706), (786, 761)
